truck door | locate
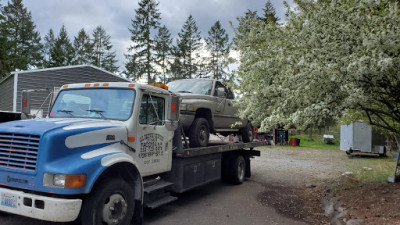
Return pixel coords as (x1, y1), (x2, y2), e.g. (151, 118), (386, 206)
(213, 82), (227, 129)
(134, 92), (173, 176)
(223, 88), (242, 128)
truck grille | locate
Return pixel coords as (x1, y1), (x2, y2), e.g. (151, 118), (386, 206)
(0, 133), (40, 171)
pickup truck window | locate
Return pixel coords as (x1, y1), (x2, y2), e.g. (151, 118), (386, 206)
(167, 79), (212, 95)
(50, 88), (134, 120)
(139, 94), (165, 125)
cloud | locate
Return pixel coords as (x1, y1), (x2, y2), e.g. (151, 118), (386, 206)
(23, 0), (294, 70)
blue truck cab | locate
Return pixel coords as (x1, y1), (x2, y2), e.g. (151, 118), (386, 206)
(0, 82), (179, 224)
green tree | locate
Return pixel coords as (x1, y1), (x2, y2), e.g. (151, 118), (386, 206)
(176, 15), (202, 79)
(232, 10), (258, 48)
(92, 26), (118, 72)
(154, 25), (172, 83)
(0, 0), (42, 74)
(42, 29), (55, 67)
(126, 0), (161, 83)
(262, 0), (279, 24)
(49, 25), (74, 67)
(73, 28), (93, 65)
(234, 0), (400, 135)
(0, 2), (11, 77)
(205, 21), (231, 80)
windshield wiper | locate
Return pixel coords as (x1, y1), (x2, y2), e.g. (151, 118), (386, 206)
(86, 109), (105, 118)
(177, 91), (192, 93)
(57, 109), (74, 116)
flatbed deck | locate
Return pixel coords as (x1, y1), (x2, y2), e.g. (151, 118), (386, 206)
(174, 141), (264, 158)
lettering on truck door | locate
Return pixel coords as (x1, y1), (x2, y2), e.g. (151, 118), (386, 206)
(135, 93), (173, 176)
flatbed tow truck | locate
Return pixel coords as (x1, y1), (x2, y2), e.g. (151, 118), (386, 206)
(0, 82), (262, 225)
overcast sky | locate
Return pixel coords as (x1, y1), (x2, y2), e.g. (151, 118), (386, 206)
(23, 0), (294, 71)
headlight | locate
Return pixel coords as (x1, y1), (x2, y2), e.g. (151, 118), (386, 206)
(180, 103), (194, 111)
(53, 174), (66, 187)
(186, 104), (194, 111)
(44, 173), (86, 188)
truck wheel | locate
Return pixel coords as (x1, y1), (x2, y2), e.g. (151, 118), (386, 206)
(231, 155), (246, 184)
(240, 123), (253, 143)
(189, 117), (210, 147)
(81, 178), (135, 225)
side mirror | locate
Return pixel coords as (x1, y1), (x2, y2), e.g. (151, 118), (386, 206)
(216, 87), (227, 98)
(166, 94), (180, 131)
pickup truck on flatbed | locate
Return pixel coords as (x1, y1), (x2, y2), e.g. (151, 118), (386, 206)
(0, 82), (262, 225)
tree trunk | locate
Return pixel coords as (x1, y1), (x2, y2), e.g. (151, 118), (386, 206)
(308, 125), (313, 140)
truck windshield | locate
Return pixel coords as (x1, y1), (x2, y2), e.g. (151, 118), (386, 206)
(167, 79), (213, 95)
(49, 88), (135, 120)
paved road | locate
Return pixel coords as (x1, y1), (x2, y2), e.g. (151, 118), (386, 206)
(1, 150), (307, 225)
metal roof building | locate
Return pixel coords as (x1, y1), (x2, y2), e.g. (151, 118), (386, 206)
(0, 65), (130, 117)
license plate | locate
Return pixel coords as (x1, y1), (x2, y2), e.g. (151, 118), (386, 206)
(1, 192), (17, 208)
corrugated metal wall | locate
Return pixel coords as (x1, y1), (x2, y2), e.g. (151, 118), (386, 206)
(0, 76), (15, 111)
(15, 66), (129, 115)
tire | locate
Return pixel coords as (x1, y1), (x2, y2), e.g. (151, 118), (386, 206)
(231, 155), (246, 184)
(81, 178), (135, 225)
(240, 123), (253, 143)
(189, 117), (210, 148)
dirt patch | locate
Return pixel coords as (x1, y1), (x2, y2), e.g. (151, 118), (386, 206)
(335, 176), (400, 225)
(257, 183), (330, 224)
(252, 147), (400, 225)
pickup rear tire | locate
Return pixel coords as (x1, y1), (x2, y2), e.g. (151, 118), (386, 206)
(81, 178), (135, 225)
(240, 123), (253, 143)
(189, 117), (210, 147)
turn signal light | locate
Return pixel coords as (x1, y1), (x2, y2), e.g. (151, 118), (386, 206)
(65, 174), (86, 188)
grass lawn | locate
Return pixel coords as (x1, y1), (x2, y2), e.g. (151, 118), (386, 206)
(289, 134), (339, 150)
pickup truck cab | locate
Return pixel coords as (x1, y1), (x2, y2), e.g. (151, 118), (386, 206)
(167, 79), (253, 147)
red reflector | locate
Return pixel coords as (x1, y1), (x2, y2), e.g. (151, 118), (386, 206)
(23, 98), (27, 107)
(171, 102), (176, 113)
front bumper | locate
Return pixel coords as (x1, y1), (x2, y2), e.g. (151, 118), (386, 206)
(180, 111), (195, 129)
(0, 187), (82, 222)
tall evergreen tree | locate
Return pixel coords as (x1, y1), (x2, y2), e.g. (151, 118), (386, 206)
(176, 15), (202, 79)
(126, 0), (161, 83)
(0, 0), (42, 74)
(91, 26), (118, 72)
(73, 28), (93, 65)
(169, 55), (183, 80)
(262, 1), (279, 24)
(50, 25), (74, 67)
(205, 21), (230, 80)
(154, 25), (172, 83)
(0, 3), (11, 77)
(233, 10), (258, 49)
(42, 28), (55, 67)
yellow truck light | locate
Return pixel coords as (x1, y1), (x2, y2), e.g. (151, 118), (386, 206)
(44, 173), (86, 189)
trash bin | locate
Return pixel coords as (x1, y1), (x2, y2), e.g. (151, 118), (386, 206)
(290, 138), (299, 146)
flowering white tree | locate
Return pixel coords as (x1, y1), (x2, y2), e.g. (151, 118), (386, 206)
(234, 0), (400, 134)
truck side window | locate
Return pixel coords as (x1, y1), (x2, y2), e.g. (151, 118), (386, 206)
(139, 94), (165, 125)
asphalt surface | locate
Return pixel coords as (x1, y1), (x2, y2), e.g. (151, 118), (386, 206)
(1, 149), (307, 225)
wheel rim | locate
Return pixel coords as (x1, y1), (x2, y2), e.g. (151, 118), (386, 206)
(238, 159), (245, 181)
(199, 125), (208, 144)
(102, 193), (128, 225)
